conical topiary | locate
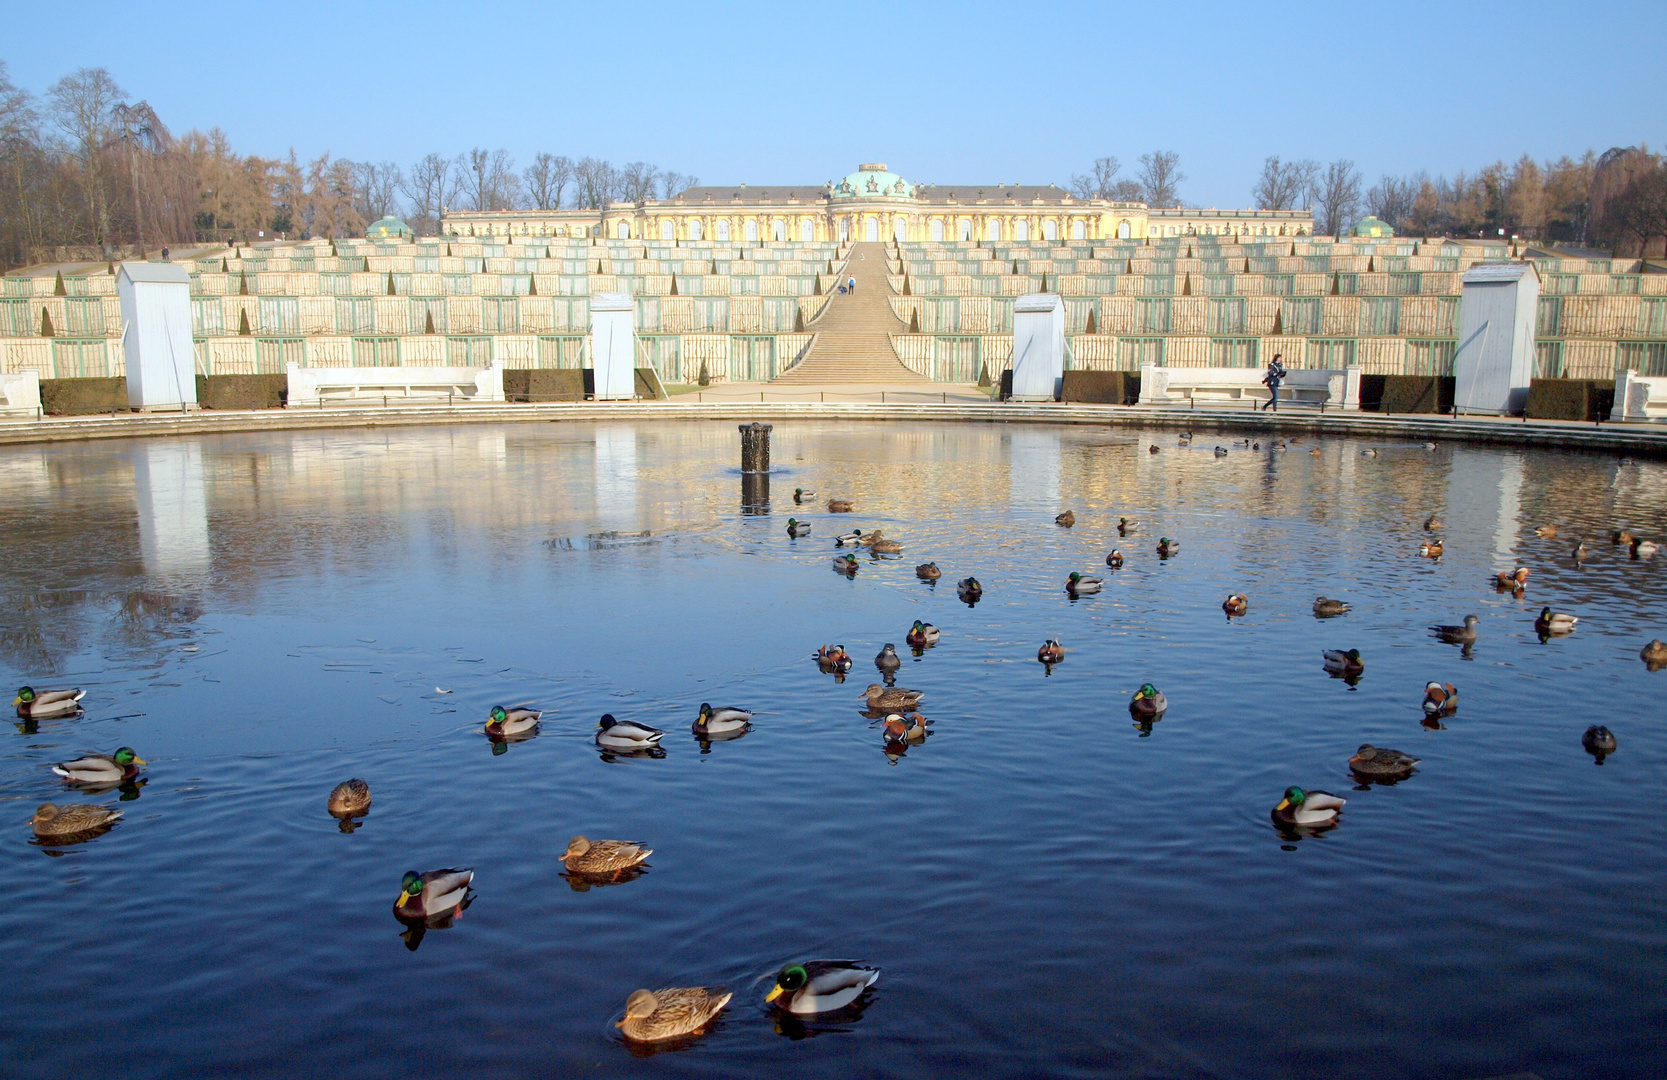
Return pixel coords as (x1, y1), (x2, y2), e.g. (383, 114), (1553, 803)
(1331, 272), (1340, 296)
(1181, 273), (1191, 296)
(977, 361), (992, 387)
(669, 275), (678, 296)
(108, 260), (116, 275)
(425, 309), (436, 334)
(446, 243), (452, 256)
(1271, 307), (1283, 336)
(909, 307), (920, 333)
(813, 274), (821, 295)
(528, 275), (538, 295)
(1085, 307), (1098, 334)
(39, 307), (54, 337)
(238, 308), (251, 335)
(1366, 256), (1374, 273)
(387, 272), (396, 296)
(698, 360), (710, 386)
(795, 308), (805, 332)
(1244, 257), (1251, 272)
(240, 271), (251, 296)
(221, 257), (229, 273)
(53, 271), (66, 296)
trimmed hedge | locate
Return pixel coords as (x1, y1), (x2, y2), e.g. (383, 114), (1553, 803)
(500, 369), (665, 401)
(1359, 375), (1454, 414)
(1061, 370), (1141, 404)
(195, 374), (287, 410)
(42, 377), (128, 415)
(1526, 378), (1614, 422)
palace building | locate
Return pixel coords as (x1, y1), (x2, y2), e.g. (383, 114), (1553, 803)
(441, 163), (1314, 244)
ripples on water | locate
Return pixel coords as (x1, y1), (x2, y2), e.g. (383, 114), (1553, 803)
(1, 421), (1663, 1080)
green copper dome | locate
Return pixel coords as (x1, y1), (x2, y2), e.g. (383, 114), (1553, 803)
(1351, 215), (1394, 238)
(831, 164), (914, 199)
(367, 215), (413, 240)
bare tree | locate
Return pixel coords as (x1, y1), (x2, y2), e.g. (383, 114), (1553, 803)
(1070, 157), (1123, 200)
(1365, 174), (1417, 231)
(1137, 151), (1185, 208)
(48, 67), (126, 246)
(573, 156), (616, 209)
(1251, 156), (1318, 210)
(1110, 178), (1144, 202)
(402, 152), (457, 235)
(111, 100), (169, 250)
(463, 148), (520, 212)
(618, 161), (659, 205)
(522, 152), (572, 210)
(1313, 159), (1362, 236)
(350, 160), (401, 224)
(659, 170), (698, 199)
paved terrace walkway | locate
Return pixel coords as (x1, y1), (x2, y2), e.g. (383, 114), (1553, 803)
(771, 242), (928, 384)
(4, 398), (1665, 457)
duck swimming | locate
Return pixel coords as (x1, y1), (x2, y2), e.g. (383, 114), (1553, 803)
(693, 703), (752, 736)
(29, 803), (123, 840)
(869, 535), (904, 554)
(860, 684), (924, 711)
(915, 562), (941, 581)
(1066, 571), (1102, 594)
(832, 554), (860, 574)
(1128, 683), (1167, 719)
(563, 836), (652, 875)
(595, 714), (665, 750)
(1222, 593), (1248, 616)
(1535, 607), (1578, 634)
(1582, 725), (1617, 755)
(485, 705), (542, 737)
(1313, 596), (1351, 617)
(616, 987), (731, 1043)
(793, 488), (815, 504)
(1423, 682), (1459, 714)
(905, 620), (940, 648)
(394, 867), (474, 921)
(1430, 615), (1479, 644)
(1272, 786), (1346, 827)
(834, 529), (865, 546)
(1055, 510), (1075, 527)
(764, 962), (880, 1015)
(1611, 529), (1634, 545)
(1632, 538), (1659, 559)
(1118, 517), (1138, 535)
(1349, 744), (1420, 779)
(1495, 566), (1530, 589)
(1534, 524), (1558, 538)
(327, 778), (372, 817)
(786, 518), (811, 538)
(816, 645), (853, 672)
(957, 577), (983, 602)
(51, 748), (146, 785)
(1641, 639), (1667, 669)
(1424, 514), (1444, 531)
(827, 499), (853, 513)
(1419, 540), (1443, 558)
(1572, 539), (1589, 561)
(1105, 549), (1124, 568)
(875, 643), (901, 671)
(1156, 537), (1179, 557)
(13, 687), (85, 719)
(1038, 638), (1065, 664)
(1322, 649), (1364, 676)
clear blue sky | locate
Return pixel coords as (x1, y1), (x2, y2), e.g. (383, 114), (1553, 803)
(8, 0), (1665, 206)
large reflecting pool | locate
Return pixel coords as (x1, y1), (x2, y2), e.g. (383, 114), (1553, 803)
(2, 421), (1663, 1080)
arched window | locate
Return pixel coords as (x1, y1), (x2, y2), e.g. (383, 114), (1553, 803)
(745, 219), (758, 242)
(1043, 219), (1058, 242)
(894, 218), (907, 242)
(1015, 220), (1029, 242)
(839, 218), (850, 241)
(660, 220), (674, 241)
(772, 219), (785, 241)
(931, 219), (944, 242)
(988, 219), (1001, 242)
(865, 217), (878, 241)
(616, 220), (630, 239)
(717, 219), (731, 241)
(1072, 220), (1085, 240)
(1117, 220), (1131, 239)
(800, 219), (814, 242)
(958, 219), (972, 241)
(688, 219), (702, 241)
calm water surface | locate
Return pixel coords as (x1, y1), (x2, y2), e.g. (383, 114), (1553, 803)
(1, 420), (1663, 1080)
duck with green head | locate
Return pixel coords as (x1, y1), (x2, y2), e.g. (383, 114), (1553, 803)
(1322, 649), (1364, 676)
(1066, 571), (1102, 595)
(764, 961), (880, 1015)
(1129, 683), (1166, 719)
(14, 686), (87, 720)
(793, 488), (815, 504)
(832, 554), (860, 574)
(485, 705), (542, 737)
(394, 867), (474, 920)
(1271, 786), (1346, 827)
(905, 620), (939, 648)
(52, 747), (146, 785)
(693, 703), (751, 736)
(786, 518), (810, 538)
(1156, 537), (1178, 557)
(957, 576), (982, 603)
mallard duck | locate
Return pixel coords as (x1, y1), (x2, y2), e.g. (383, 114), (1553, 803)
(875, 643), (901, 671)
(327, 778), (372, 817)
(1422, 442), (1437, 450)
(1149, 445), (1160, 455)
(905, 620), (940, 648)
(1572, 540), (1589, 561)
(915, 562), (941, 580)
(1156, 537), (1179, 557)
(1055, 510), (1075, 527)
(1423, 681), (1459, 714)
(485, 705), (542, 736)
(859, 684), (923, 711)
(1129, 683), (1167, 719)
(1423, 513), (1444, 531)
(793, 488), (816, 504)
(1105, 549), (1124, 568)
(957, 577), (982, 602)
(1038, 638), (1065, 664)
(563, 836), (652, 875)
(1349, 744), (1420, 778)
(1430, 615), (1479, 644)
(1222, 593), (1248, 616)
(51, 747), (146, 785)
(1632, 538), (1659, 559)
(786, 518), (810, 538)
(1534, 523), (1558, 538)
(765, 961), (880, 1015)
(595, 714), (665, 750)
(1611, 529), (1635, 545)
(832, 554), (860, 574)
(616, 987), (731, 1043)
(1495, 566), (1530, 588)
(394, 867), (474, 920)
(1177, 430), (1193, 443)
(1419, 540), (1443, 558)
(1582, 725), (1617, 754)
(28, 802), (123, 839)
(1322, 649), (1364, 676)
(834, 528), (865, 546)
(1641, 639), (1667, 667)
(815, 645), (853, 672)
(1313, 596), (1351, 617)
(13, 686), (86, 719)
(1118, 517), (1138, 535)
(870, 535), (903, 554)
(827, 499), (853, 513)
(1272, 786), (1346, 827)
(1214, 446), (1228, 457)
(1360, 448), (1379, 458)
(1535, 607), (1577, 634)
(693, 703), (751, 735)
(1065, 571), (1102, 595)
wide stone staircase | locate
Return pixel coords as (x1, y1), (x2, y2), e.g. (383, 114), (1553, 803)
(771, 241), (930, 384)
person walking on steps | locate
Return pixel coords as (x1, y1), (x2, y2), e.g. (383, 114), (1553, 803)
(1260, 353), (1287, 412)
(848, 275), (856, 294)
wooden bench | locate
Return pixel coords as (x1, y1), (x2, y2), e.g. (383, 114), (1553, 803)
(0, 370), (41, 417)
(1611, 370), (1667, 423)
(1138, 364), (1358, 410)
(285, 362), (504, 406)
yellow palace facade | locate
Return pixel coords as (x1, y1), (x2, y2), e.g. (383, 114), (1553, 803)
(443, 163), (1313, 244)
